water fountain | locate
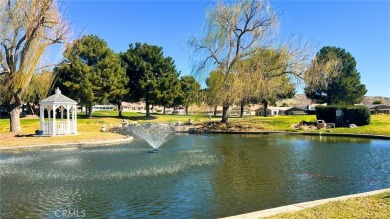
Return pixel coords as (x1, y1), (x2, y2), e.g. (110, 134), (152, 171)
(125, 123), (176, 153)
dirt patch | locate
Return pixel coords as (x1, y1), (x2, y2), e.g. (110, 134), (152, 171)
(0, 132), (128, 148)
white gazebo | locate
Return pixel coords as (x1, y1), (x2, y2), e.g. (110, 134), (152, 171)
(40, 88), (78, 136)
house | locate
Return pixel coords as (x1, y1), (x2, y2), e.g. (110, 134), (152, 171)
(284, 107), (307, 115)
(92, 105), (115, 111)
(368, 104), (390, 114)
(254, 106), (307, 116)
(122, 102), (145, 113)
(230, 105), (250, 117)
(255, 106), (292, 116)
(305, 103), (327, 115)
(173, 109), (186, 115)
(247, 104), (261, 116)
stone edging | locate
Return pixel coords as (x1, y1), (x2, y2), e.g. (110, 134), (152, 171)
(0, 136), (134, 151)
(221, 188), (390, 219)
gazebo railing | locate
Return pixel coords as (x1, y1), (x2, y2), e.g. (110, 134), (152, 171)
(42, 121), (75, 135)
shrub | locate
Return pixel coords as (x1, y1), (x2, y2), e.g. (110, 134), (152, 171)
(315, 105), (370, 126)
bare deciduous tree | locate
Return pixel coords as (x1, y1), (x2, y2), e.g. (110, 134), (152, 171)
(189, 0), (279, 122)
(0, 0), (68, 132)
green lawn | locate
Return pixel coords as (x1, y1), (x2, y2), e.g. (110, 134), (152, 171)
(1, 112), (390, 136)
(266, 191), (390, 219)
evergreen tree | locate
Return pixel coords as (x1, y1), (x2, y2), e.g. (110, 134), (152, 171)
(121, 43), (179, 117)
(177, 76), (201, 115)
(55, 35), (128, 118)
(205, 71), (225, 116)
(304, 46), (367, 105)
(157, 71), (181, 114)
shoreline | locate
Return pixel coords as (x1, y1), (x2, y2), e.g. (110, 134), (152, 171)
(179, 129), (390, 140)
(1, 130), (389, 151)
(222, 187), (390, 219)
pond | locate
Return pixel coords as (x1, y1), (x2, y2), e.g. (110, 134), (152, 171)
(1, 134), (389, 218)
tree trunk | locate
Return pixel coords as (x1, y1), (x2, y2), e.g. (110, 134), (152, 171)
(28, 104), (35, 115)
(263, 100), (268, 117)
(117, 100), (122, 118)
(88, 102), (93, 118)
(163, 106), (166, 115)
(221, 105), (230, 123)
(240, 103), (244, 118)
(214, 106), (217, 116)
(186, 106), (188, 115)
(9, 106), (21, 132)
(9, 89), (23, 132)
(145, 99), (151, 117)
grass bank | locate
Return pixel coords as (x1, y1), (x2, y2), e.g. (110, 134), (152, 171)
(266, 190), (390, 219)
(194, 114), (390, 136)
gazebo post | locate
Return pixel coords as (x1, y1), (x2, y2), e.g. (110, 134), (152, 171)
(40, 105), (44, 133)
(60, 106), (64, 134)
(74, 106), (77, 133)
(67, 105), (70, 134)
(48, 106), (51, 134)
(53, 105), (56, 136)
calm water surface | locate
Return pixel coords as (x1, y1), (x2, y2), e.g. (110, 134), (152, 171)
(1, 134), (389, 218)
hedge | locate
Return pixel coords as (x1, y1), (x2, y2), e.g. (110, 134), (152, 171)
(315, 105), (370, 126)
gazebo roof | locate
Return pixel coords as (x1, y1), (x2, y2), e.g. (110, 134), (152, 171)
(40, 88), (77, 105)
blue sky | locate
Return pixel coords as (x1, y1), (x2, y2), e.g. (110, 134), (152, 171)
(65, 0), (390, 97)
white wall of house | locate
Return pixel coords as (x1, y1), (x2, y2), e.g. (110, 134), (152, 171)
(92, 105), (115, 111)
(173, 109), (186, 115)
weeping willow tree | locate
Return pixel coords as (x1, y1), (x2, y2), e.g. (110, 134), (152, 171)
(24, 70), (55, 114)
(189, 0), (279, 122)
(203, 45), (309, 118)
(235, 47), (301, 116)
(0, 0), (68, 132)
(190, 0), (312, 122)
(205, 70), (240, 116)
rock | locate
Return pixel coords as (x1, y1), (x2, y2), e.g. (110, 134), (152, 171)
(175, 126), (189, 132)
(316, 120), (326, 129)
(299, 125), (309, 131)
(121, 119), (130, 128)
(189, 128), (198, 133)
(175, 121), (184, 126)
(130, 121), (138, 125)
